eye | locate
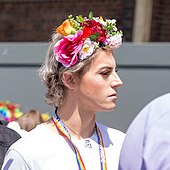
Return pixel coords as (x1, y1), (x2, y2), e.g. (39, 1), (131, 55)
(100, 70), (111, 76)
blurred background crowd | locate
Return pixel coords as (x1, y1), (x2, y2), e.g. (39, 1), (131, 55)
(0, 100), (50, 136)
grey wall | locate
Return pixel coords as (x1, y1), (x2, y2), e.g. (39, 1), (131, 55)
(0, 42), (170, 132)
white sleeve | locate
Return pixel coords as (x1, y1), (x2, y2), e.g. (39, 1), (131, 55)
(1, 149), (29, 170)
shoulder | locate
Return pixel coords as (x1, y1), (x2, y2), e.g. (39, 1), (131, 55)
(145, 93), (170, 117)
(119, 93), (170, 170)
(96, 122), (125, 145)
(97, 122), (125, 136)
(3, 123), (60, 167)
(151, 93), (170, 104)
(7, 124), (52, 154)
(129, 93), (170, 132)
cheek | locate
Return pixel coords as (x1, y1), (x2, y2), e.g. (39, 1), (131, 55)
(80, 77), (104, 95)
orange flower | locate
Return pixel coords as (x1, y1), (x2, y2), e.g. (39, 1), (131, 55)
(56, 20), (76, 36)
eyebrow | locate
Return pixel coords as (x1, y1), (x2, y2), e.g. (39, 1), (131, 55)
(99, 65), (118, 71)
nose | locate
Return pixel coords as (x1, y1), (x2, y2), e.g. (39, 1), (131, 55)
(110, 72), (123, 88)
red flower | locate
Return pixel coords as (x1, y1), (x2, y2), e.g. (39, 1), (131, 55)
(81, 20), (106, 42)
(81, 27), (92, 40)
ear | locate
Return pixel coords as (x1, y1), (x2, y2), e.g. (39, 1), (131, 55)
(61, 73), (76, 91)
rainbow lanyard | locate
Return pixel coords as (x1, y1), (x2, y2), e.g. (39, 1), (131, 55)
(52, 113), (107, 170)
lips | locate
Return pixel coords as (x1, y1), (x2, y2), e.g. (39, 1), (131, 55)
(108, 93), (117, 97)
(108, 94), (117, 101)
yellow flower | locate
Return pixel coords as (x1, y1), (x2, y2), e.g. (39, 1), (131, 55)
(100, 16), (104, 21)
(56, 20), (76, 36)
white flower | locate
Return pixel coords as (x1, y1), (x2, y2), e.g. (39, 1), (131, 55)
(93, 17), (106, 26)
(113, 26), (118, 32)
(106, 19), (116, 24)
(105, 34), (122, 50)
(79, 38), (95, 60)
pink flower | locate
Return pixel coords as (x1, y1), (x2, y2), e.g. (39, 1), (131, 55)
(54, 30), (83, 67)
(105, 34), (122, 50)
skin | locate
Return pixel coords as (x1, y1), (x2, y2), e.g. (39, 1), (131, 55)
(46, 49), (123, 139)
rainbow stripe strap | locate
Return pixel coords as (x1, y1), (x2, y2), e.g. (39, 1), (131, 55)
(52, 113), (107, 170)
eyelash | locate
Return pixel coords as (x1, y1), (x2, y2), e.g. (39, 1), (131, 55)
(101, 71), (110, 75)
(101, 68), (118, 75)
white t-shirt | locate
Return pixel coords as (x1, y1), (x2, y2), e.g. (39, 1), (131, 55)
(2, 122), (125, 170)
(7, 121), (28, 137)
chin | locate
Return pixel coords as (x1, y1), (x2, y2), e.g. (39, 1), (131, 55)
(99, 103), (117, 112)
(106, 106), (116, 112)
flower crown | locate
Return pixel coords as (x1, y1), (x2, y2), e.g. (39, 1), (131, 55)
(54, 12), (123, 68)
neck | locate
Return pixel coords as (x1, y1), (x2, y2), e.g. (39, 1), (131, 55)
(56, 107), (96, 139)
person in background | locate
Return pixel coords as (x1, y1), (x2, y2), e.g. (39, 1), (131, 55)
(2, 12), (125, 170)
(17, 109), (43, 132)
(7, 109), (43, 137)
(0, 120), (21, 169)
(0, 101), (45, 137)
(119, 93), (170, 170)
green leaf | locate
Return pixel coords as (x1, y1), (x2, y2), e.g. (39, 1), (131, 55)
(72, 20), (80, 30)
(88, 11), (93, 19)
(76, 15), (84, 22)
(88, 32), (100, 41)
